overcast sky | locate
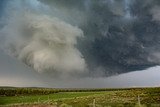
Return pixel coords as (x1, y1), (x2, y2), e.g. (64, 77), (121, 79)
(0, 49), (160, 88)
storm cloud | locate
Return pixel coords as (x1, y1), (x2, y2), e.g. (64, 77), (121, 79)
(1, 0), (160, 77)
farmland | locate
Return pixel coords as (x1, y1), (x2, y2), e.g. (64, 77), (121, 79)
(0, 87), (160, 107)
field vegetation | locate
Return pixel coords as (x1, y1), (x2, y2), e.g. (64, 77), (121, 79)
(0, 87), (160, 107)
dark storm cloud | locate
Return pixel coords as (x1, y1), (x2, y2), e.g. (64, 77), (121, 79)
(39, 0), (160, 76)
(0, 0), (6, 14)
(1, 0), (160, 77)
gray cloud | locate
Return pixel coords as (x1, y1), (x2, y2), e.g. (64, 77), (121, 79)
(150, 5), (160, 22)
(1, 0), (160, 78)
(0, 0), (86, 76)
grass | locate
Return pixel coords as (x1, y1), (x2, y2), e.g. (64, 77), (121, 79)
(0, 91), (105, 105)
(0, 87), (160, 107)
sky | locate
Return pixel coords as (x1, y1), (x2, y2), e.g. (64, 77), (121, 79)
(0, 0), (160, 88)
(0, 49), (160, 88)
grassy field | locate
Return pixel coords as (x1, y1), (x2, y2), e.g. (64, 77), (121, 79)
(0, 87), (160, 107)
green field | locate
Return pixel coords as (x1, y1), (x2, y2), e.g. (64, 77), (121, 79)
(0, 87), (160, 107)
